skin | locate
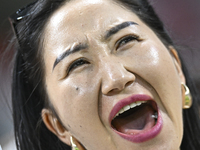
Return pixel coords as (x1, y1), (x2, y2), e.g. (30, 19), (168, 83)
(42, 0), (185, 149)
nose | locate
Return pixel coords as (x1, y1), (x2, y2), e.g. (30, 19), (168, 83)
(101, 59), (135, 95)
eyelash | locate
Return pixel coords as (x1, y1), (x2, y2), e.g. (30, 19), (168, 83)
(67, 58), (89, 75)
(116, 35), (139, 49)
(65, 35), (139, 76)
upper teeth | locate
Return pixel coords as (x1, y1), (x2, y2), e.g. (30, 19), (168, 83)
(114, 101), (147, 118)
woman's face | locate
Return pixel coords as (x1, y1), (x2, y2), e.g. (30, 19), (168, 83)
(43, 0), (184, 149)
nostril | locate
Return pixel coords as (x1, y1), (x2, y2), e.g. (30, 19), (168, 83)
(110, 88), (119, 93)
(125, 80), (134, 87)
(106, 88), (122, 96)
(101, 67), (136, 95)
(105, 80), (134, 96)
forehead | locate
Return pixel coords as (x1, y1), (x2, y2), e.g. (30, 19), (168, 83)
(44, 0), (143, 42)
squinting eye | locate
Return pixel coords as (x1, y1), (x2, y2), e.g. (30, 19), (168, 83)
(67, 58), (89, 75)
(116, 35), (139, 49)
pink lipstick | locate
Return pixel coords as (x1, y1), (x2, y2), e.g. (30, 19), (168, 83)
(109, 94), (162, 143)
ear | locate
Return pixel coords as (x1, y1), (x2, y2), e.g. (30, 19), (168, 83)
(41, 109), (71, 146)
(169, 46), (185, 84)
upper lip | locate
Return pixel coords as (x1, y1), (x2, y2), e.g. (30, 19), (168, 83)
(109, 94), (153, 124)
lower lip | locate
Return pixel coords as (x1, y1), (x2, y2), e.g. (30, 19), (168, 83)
(112, 109), (163, 143)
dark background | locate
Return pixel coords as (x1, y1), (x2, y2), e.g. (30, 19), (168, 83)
(0, 0), (200, 149)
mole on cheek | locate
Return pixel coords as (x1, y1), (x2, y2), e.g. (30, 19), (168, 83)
(76, 87), (79, 91)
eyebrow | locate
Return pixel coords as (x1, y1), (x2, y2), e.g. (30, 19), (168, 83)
(53, 43), (88, 70)
(52, 21), (137, 70)
(104, 21), (138, 40)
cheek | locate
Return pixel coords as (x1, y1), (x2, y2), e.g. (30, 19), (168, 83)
(46, 75), (116, 149)
(122, 42), (178, 85)
(123, 41), (183, 125)
(46, 72), (101, 128)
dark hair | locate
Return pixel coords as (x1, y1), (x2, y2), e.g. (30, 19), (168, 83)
(11, 0), (200, 150)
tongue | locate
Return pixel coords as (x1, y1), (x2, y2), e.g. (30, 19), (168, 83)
(112, 104), (155, 134)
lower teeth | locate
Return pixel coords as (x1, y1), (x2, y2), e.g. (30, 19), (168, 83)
(151, 112), (158, 120)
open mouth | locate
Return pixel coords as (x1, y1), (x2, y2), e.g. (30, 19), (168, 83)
(111, 101), (158, 134)
(109, 95), (162, 143)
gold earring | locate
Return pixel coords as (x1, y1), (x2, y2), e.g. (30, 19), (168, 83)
(181, 83), (192, 109)
(70, 136), (80, 150)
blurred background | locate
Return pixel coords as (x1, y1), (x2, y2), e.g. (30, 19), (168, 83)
(0, 0), (200, 149)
